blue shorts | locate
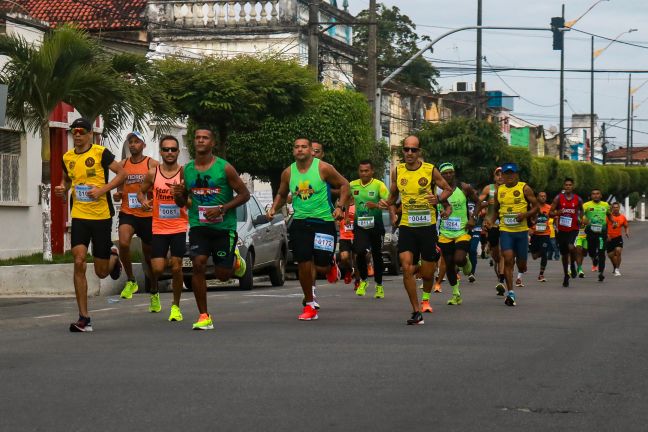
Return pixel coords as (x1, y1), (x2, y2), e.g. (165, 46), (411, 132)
(499, 231), (529, 258)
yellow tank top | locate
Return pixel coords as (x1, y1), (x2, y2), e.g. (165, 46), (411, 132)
(397, 162), (436, 227)
(498, 181), (528, 232)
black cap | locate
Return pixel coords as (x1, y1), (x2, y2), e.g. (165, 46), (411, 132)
(69, 118), (92, 130)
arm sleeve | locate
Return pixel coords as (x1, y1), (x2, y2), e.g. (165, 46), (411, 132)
(101, 148), (116, 170)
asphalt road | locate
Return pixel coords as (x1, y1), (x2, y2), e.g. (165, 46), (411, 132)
(2, 224), (648, 431)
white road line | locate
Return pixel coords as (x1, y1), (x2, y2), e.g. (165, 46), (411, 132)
(90, 308), (116, 312)
(35, 314), (62, 319)
(243, 294), (302, 298)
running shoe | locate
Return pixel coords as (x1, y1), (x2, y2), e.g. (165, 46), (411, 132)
(356, 280), (367, 297)
(504, 291), (516, 307)
(233, 248), (247, 278)
(591, 265), (598, 272)
(298, 305), (318, 321)
(489, 259), (494, 267)
(374, 284), (384, 299)
(614, 269), (621, 276)
(327, 262), (341, 283)
(447, 294), (463, 306)
(578, 268), (585, 278)
(69, 316), (93, 332)
(109, 246), (122, 280)
(421, 300), (433, 313)
(434, 282), (442, 293)
(149, 293), (161, 313)
(120, 280), (138, 299)
(496, 282), (505, 296)
(598, 273), (605, 282)
(468, 273), (476, 283)
(462, 259), (472, 276)
(570, 263), (577, 279)
(406, 311), (424, 325)
(168, 304), (183, 322)
(515, 278), (524, 287)
(192, 313), (213, 330)
(343, 269), (353, 284)
(538, 274), (546, 283)
(354, 280), (360, 291)
(562, 275), (569, 287)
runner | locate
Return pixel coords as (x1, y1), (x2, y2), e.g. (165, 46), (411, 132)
(426, 162), (478, 307)
(529, 191), (552, 282)
(54, 118), (126, 332)
(575, 222), (588, 278)
(476, 167), (506, 295)
(489, 162), (539, 306)
(338, 200), (356, 285)
(607, 202), (629, 276)
(170, 128), (250, 330)
(381, 136), (453, 325)
(113, 131), (159, 307)
(582, 189), (614, 282)
(138, 135), (187, 322)
(267, 138), (349, 321)
(467, 200), (483, 283)
(549, 178), (583, 288)
(349, 160), (390, 299)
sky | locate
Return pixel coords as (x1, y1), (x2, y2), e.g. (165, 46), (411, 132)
(348, 0), (648, 149)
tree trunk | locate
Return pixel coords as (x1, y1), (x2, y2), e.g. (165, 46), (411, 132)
(40, 122), (53, 261)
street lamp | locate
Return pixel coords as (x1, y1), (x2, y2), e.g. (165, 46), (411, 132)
(565, 0), (610, 28)
(591, 28), (638, 163)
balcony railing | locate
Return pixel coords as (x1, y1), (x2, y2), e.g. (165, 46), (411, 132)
(148, 1), (284, 28)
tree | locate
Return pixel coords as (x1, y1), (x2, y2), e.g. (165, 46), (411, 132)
(156, 56), (320, 156)
(354, 4), (439, 91)
(227, 89), (389, 193)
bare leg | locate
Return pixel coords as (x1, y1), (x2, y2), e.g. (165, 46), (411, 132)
(141, 242), (158, 294)
(191, 255), (209, 315)
(72, 245), (90, 317)
(118, 224), (136, 280)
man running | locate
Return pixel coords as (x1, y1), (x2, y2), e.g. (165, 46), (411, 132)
(338, 200), (356, 285)
(582, 189), (614, 282)
(138, 135), (187, 322)
(529, 191), (552, 282)
(113, 131), (159, 309)
(54, 118), (126, 332)
(607, 202), (629, 276)
(549, 178), (583, 288)
(170, 128), (250, 330)
(267, 138), (349, 321)
(350, 160), (390, 299)
(467, 199), (483, 283)
(381, 136), (453, 325)
(489, 162), (539, 306)
(477, 167), (506, 295)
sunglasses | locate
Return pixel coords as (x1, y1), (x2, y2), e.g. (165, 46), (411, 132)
(161, 147), (179, 153)
(71, 128), (89, 135)
(402, 147), (420, 153)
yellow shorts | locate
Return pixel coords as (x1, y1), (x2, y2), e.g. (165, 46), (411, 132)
(439, 233), (471, 244)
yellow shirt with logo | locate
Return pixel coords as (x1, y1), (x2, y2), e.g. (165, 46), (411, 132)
(62, 144), (116, 220)
(397, 162), (436, 227)
(497, 181), (528, 233)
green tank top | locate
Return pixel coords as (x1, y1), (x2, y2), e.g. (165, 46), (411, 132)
(290, 158), (334, 221)
(184, 157), (236, 231)
(439, 186), (469, 238)
(583, 200), (609, 233)
(349, 178), (389, 228)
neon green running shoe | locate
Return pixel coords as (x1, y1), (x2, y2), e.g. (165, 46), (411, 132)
(374, 284), (384, 299)
(356, 280), (367, 297)
(447, 294), (463, 306)
(168, 304), (183, 322)
(233, 248), (247, 278)
(120, 280), (138, 299)
(192, 313), (213, 330)
(149, 293), (161, 313)
(462, 258), (472, 276)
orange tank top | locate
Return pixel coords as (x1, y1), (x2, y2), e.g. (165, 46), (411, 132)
(152, 166), (188, 235)
(121, 156), (152, 217)
(339, 205), (355, 241)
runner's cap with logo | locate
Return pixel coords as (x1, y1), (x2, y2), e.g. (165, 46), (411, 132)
(69, 118), (93, 131)
(126, 131), (146, 143)
(501, 162), (518, 173)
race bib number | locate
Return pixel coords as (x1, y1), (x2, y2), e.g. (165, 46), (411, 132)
(559, 215), (572, 228)
(75, 185), (93, 202)
(590, 223), (603, 233)
(473, 226), (482, 233)
(442, 217), (462, 231)
(408, 210), (431, 226)
(199, 206), (223, 223)
(503, 214), (519, 226)
(344, 223), (354, 232)
(536, 222), (547, 232)
(159, 203), (181, 219)
(357, 216), (374, 229)
(313, 233), (334, 252)
(128, 192), (142, 209)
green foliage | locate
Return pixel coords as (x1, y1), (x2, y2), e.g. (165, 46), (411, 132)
(629, 191), (641, 207)
(573, 163), (596, 197)
(501, 146), (532, 182)
(593, 165), (609, 197)
(530, 158), (549, 193)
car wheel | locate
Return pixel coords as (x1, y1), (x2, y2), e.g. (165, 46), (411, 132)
(239, 251), (254, 291)
(269, 251), (286, 286)
(183, 276), (193, 291)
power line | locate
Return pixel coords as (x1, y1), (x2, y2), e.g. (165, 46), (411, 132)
(483, 58), (559, 108)
(570, 28), (648, 51)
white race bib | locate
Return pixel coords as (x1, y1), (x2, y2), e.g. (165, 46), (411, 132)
(503, 214), (519, 226)
(344, 223), (354, 232)
(199, 206), (223, 223)
(536, 222), (547, 232)
(313, 233), (335, 252)
(559, 215), (572, 228)
(442, 217), (462, 231)
(159, 203), (181, 219)
(408, 210), (431, 227)
(75, 185), (93, 202)
(357, 216), (375, 229)
(590, 223), (603, 233)
(128, 192), (142, 209)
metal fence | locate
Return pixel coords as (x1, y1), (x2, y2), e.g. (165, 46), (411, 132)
(0, 153), (19, 203)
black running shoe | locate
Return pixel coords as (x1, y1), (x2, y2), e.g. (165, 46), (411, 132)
(406, 311), (424, 325)
(570, 263), (577, 279)
(109, 247), (122, 280)
(562, 275), (569, 287)
(69, 316), (93, 332)
(598, 273), (605, 282)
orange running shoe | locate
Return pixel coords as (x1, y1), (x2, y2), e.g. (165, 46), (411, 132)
(421, 300), (433, 313)
(591, 265), (598, 272)
(433, 283), (442, 293)
(298, 305), (318, 321)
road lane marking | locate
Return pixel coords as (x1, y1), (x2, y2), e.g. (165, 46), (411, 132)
(90, 308), (116, 312)
(35, 314), (62, 319)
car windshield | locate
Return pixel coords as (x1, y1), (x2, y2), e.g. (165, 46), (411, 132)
(237, 205), (246, 222)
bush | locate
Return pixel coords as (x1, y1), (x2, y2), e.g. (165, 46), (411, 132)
(530, 158), (549, 193)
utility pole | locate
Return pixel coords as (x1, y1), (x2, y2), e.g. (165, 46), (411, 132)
(475, 0), (483, 119)
(590, 35), (595, 163)
(308, 0), (320, 74)
(626, 73), (632, 166)
(631, 95), (635, 163)
(601, 122), (607, 164)
(559, 4), (566, 159)
(367, 0), (378, 135)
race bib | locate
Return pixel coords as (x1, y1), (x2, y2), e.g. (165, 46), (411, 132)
(473, 226), (482, 233)
(357, 216), (375, 229)
(503, 214), (519, 226)
(159, 203), (181, 219)
(408, 210), (431, 227)
(559, 215), (572, 228)
(536, 222), (547, 232)
(198, 206), (223, 223)
(442, 217), (462, 231)
(590, 223), (603, 233)
(344, 223), (354, 232)
(75, 185), (93, 202)
(313, 233), (334, 252)
(128, 192), (142, 209)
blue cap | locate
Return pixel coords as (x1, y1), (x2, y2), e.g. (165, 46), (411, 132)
(126, 131), (146, 143)
(501, 162), (518, 173)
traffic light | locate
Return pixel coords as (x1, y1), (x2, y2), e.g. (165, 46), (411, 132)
(551, 17), (565, 50)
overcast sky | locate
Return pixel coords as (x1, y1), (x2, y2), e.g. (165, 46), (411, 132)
(349, 0), (648, 149)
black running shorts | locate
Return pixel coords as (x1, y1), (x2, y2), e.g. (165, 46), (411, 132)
(71, 218), (113, 259)
(151, 232), (187, 259)
(398, 225), (439, 262)
(118, 212), (153, 245)
(188, 227), (237, 269)
(289, 218), (337, 267)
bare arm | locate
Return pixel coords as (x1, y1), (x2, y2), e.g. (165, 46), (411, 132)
(223, 163), (250, 213)
(462, 182), (478, 228)
(138, 166), (156, 211)
(321, 162), (350, 219)
(432, 167), (453, 217)
(267, 168), (291, 220)
(549, 195), (561, 218)
(112, 159), (127, 201)
(54, 171), (72, 198)
(88, 161), (126, 200)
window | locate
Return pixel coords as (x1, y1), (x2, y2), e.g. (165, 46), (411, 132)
(0, 130), (20, 203)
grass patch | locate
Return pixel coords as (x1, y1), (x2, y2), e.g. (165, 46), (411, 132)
(0, 249), (143, 266)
